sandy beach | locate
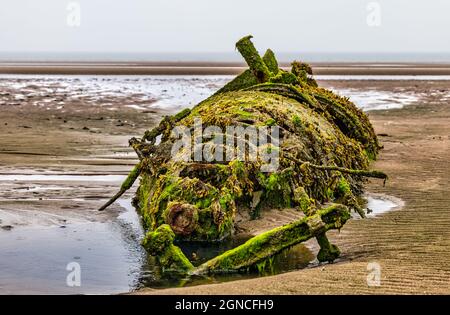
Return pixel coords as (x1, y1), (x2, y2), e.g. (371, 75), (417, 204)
(1, 70), (450, 294)
(2, 62), (450, 75)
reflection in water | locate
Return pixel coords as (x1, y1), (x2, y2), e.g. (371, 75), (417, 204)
(0, 199), (315, 294)
(0, 194), (402, 294)
(137, 238), (316, 290)
(0, 219), (145, 294)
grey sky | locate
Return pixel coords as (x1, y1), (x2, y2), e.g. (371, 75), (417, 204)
(0, 0), (449, 54)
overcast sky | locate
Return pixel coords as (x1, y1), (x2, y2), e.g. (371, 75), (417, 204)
(1, 0), (449, 55)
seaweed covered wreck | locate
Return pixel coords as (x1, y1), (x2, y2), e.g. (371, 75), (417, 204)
(100, 36), (387, 275)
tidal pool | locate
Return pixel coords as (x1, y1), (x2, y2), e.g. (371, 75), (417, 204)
(363, 193), (404, 218)
(0, 198), (315, 294)
(0, 187), (403, 294)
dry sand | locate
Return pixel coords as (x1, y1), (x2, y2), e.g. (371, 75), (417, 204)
(1, 76), (450, 294)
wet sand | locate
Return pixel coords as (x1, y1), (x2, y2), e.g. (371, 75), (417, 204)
(2, 62), (450, 75)
(1, 75), (450, 294)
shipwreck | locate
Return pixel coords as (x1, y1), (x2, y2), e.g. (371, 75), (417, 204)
(100, 35), (386, 275)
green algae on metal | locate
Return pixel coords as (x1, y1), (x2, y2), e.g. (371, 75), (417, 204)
(100, 35), (387, 275)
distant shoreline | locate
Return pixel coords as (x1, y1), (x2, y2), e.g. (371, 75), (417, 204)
(2, 62), (450, 75)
